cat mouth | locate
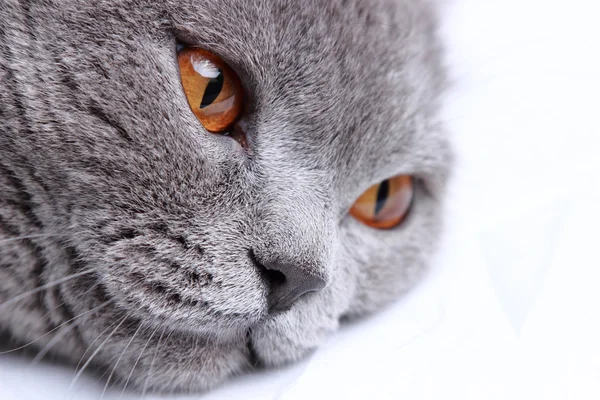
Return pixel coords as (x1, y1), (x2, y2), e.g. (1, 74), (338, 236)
(246, 328), (262, 368)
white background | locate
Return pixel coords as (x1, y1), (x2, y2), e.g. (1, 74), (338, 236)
(1, 0), (599, 398)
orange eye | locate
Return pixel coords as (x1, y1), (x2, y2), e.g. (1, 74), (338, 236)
(177, 47), (244, 133)
(349, 175), (414, 229)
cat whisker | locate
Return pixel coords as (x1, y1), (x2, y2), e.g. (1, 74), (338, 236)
(68, 363), (112, 400)
(30, 317), (82, 364)
(72, 314), (124, 383)
(100, 322), (144, 400)
(0, 300), (110, 355)
(0, 268), (95, 311)
(29, 285), (101, 364)
(69, 314), (129, 391)
(141, 328), (171, 397)
(68, 317), (127, 400)
(119, 324), (160, 398)
(38, 282), (100, 323)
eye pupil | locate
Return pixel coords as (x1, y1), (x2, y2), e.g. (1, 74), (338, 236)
(374, 179), (389, 215)
(200, 70), (224, 109)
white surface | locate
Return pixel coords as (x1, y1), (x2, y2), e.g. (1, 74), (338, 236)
(1, 0), (599, 398)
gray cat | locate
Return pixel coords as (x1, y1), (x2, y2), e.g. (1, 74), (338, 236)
(0, 0), (452, 394)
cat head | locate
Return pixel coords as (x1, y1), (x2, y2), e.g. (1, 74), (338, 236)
(0, 0), (451, 392)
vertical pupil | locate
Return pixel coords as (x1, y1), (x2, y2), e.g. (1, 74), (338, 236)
(200, 68), (224, 109)
(374, 180), (389, 216)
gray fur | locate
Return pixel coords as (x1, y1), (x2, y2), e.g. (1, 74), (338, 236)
(0, 0), (451, 393)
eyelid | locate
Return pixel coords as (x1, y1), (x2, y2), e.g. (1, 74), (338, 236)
(174, 32), (255, 107)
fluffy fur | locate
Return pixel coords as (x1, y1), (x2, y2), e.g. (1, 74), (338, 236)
(0, 0), (451, 393)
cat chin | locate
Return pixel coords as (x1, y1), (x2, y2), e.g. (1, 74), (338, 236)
(247, 300), (344, 368)
(119, 336), (251, 393)
(81, 316), (326, 393)
(88, 303), (340, 393)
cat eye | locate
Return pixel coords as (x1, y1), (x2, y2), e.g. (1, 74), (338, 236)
(349, 175), (414, 229)
(177, 47), (244, 133)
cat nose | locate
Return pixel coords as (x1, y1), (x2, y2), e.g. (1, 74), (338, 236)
(255, 258), (327, 314)
(265, 263), (326, 314)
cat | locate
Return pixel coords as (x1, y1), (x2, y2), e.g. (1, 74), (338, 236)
(0, 0), (452, 394)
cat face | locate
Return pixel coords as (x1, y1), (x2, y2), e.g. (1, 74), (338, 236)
(0, 0), (451, 393)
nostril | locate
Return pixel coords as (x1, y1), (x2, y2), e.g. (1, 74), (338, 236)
(249, 249), (326, 314)
(249, 249), (286, 288)
(264, 268), (286, 287)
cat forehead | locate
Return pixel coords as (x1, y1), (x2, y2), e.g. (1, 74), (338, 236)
(170, 0), (446, 183)
(72, 0), (446, 192)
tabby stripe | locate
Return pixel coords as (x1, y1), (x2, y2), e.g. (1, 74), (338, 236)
(20, 0), (35, 41)
(0, 162), (44, 229)
(88, 102), (134, 143)
(52, 54), (80, 94)
(55, 284), (86, 347)
(0, 216), (51, 325)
